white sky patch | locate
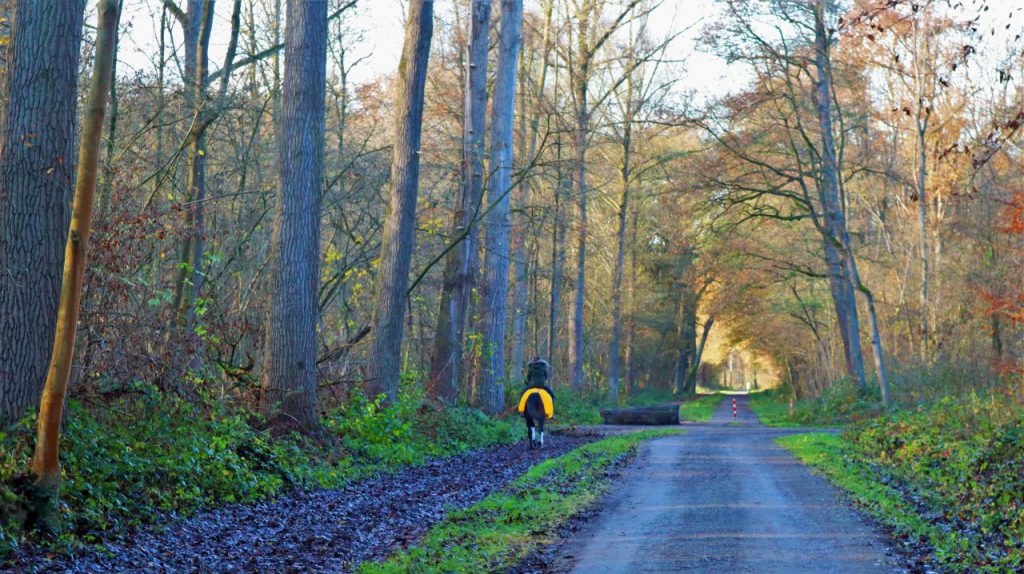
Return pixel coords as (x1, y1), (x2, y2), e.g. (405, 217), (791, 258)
(113, 0), (1020, 102)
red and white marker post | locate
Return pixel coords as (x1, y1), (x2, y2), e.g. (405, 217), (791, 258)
(732, 398), (737, 418)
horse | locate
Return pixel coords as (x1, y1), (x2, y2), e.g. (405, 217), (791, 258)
(524, 391), (547, 449)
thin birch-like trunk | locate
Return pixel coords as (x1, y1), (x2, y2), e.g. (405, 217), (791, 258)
(30, 0), (118, 532)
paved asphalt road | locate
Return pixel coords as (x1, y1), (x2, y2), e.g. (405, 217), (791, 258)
(558, 395), (900, 573)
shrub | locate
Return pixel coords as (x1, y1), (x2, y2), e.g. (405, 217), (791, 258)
(846, 397), (1024, 570)
(1, 376), (522, 560)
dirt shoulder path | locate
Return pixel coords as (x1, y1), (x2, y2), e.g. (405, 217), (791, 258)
(8, 433), (597, 574)
(542, 395), (900, 574)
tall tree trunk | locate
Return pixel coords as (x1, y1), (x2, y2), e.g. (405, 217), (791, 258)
(608, 80), (633, 403)
(915, 118), (930, 363)
(510, 0), (553, 382)
(479, 0), (523, 414)
(846, 252), (891, 407)
(0, 0), (86, 425)
(673, 285), (696, 395)
(169, 0), (214, 369)
(368, 0), (434, 401)
(566, 2), (595, 394)
(570, 96), (588, 393)
(548, 137), (566, 367)
(30, 0), (118, 532)
(259, 0), (327, 428)
(684, 317), (714, 393)
(428, 0), (490, 404)
(812, 0), (867, 390)
(78, 0), (125, 389)
(912, 15), (932, 364)
(624, 204), (639, 394)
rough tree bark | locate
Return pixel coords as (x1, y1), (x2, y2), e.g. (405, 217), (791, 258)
(0, 0), (86, 425)
(811, 0), (867, 390)
(30, 0), (118, 532)
(428, 0), (490, 404)
(478, 0), (524, 414)
(368, 0), (434, 401)
(510, 0), (553, 382)
(259, 0), (327, 428)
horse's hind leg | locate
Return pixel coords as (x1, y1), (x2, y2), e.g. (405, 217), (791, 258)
(538, 419), (545, 448)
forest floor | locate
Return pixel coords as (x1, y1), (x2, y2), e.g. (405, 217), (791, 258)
(525, 395), (906, 574)
(5, 430), (601, 574)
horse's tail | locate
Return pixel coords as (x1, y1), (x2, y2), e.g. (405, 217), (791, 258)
(526, 393), (546, 427)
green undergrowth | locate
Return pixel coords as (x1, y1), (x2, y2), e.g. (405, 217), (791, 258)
(553, 388), (719, 427)
(678, 394), (725, 422)
(779, 394), (1024, 572)
(749, 384), (880, 427)
(551, 390), (605, 426)
(0, 380), (519, 559)
(357, 428), (680, 574)
(777, 433), (948, 562)
(751, 364), (1018, 428)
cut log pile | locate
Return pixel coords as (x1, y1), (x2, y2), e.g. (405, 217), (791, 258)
(600, 403), (680, 425)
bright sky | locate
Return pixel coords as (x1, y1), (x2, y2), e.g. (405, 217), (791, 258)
(113, 0), (1021, 101)
(114, 0), (745, 98)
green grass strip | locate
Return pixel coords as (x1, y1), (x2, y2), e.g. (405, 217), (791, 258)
(776, 433), (974, 572)
(358, 429), (682, 574)
(678, 394), (726, 422)
(749, 391), (835, 427)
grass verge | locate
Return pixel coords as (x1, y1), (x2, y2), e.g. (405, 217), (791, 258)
(748, 387), (869, 427)
(357, 428), (681, 574)
(678, 394), (725, 422)
(777, 431), (1022, 573)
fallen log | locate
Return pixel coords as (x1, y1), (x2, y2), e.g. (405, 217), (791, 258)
(600, 403), (680, 425)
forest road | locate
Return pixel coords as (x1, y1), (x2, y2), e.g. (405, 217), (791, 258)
(552, 395), (900, 574)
